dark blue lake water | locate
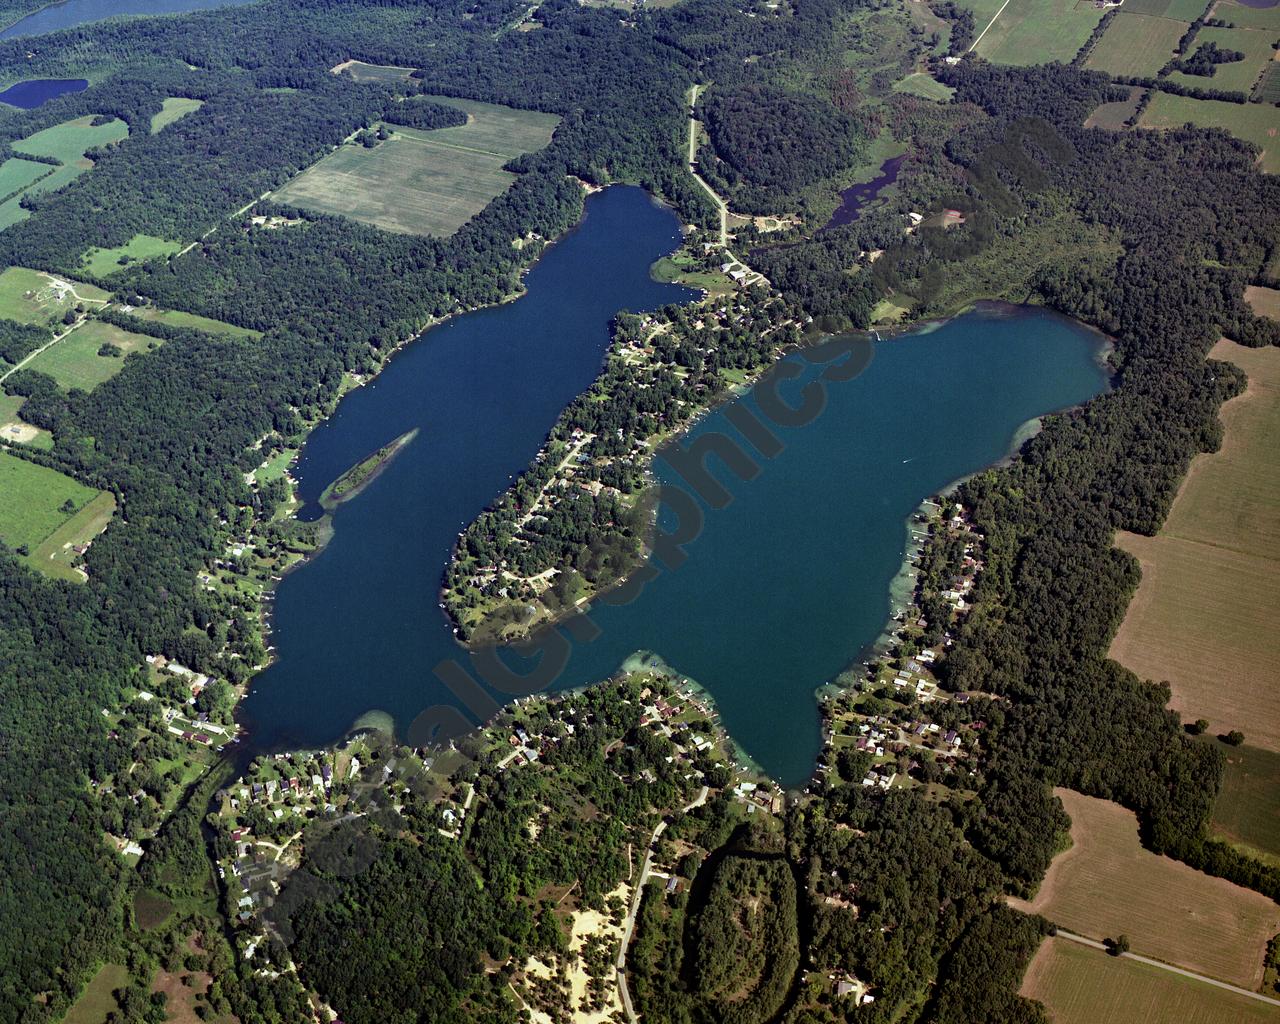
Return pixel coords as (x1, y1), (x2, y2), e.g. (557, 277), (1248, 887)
(0, 77), (85, 107)
(0, 0), (256, 39)
(239, 186), (1109, 786)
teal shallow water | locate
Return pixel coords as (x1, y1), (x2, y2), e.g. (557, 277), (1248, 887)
(240, 187), (1109, 786)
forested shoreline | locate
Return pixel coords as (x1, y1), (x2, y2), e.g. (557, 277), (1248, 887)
(0, 0), (1277, 1020)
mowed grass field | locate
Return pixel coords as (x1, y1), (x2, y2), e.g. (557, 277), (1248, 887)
(893, 71), (956, 100)
(1085, 85), (1146, 128)
(1124, 0), (1213, 17)
(0, 115), (128, 230)
(967, 0), (1108, 65)
(0, 391), (51, 449)
(79, 233), (182, 278)
(27, 319), (156, 391)
(1008, 789), (1280, 988)
(0, 451), (114, 581)
(331, 59), (416, 84)
(1085, 12), (1188, 77)
(1212, 740), (1280, 865)
(1110, 341), (1280, 749)
(128, 305), (261, 340)
(1020, 936), (1280, 1024)
(0, 266), (108, 325)
(62, 962), (129, 1024)
(272, 97), (559, 237)
(1140, 92), (1280, 171)
(1212, 0), (1280, 29)
(150, 96), (203, 133)
(1165, 24), (1278, 94)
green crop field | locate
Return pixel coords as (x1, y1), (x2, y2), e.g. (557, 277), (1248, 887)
(0, 115), (128, 230)
(1212, 741), (1280, 864)
(62, 963), (129, 1024)
(1140, 92), (1280, 172)
(0, 451), (100, 555)
(1211, 0), (1280, 30)
(27, 319), (156, 391)
(1255, 64), (1280, 104)
(128, 305), (261, 339)
(1166, 25), (1278, 94)
(966, 0), (1108, 65)
(1124, 0), (1212, 18)
(150, 96), (203, 133)
(1021, 937), (1280, 1024)
(893, 72), (956, 100)
(272, 98), (559, 237)
(0, 156), (50, 200)
(1085, 13), (1188, 77)
(0, 266), (108, 325)
(80, 234), (183, 278)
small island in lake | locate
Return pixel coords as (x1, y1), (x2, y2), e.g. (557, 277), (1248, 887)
(319, 428), (419, 511)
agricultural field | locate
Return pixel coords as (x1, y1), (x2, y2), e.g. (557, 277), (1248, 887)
(0, 115), (128, 230)
(1212, 740), (1280, 864)
(127, 305), (261, 339)
(893, 71), (956, 100)
(330, 59), (417, 83)
(1008, 789), (1280, 989)
(1125, 0), (1214, 18)
(26, 318), (156, 391)
(0, 451), (113, 581)
(1256, 64), (1280, 104)
(1211, 0), (1280, 31)
(0, 156), (50, 201)
(272, 98), (559, 237)
(1165, 25), (1278, 94)
(61, 963), (129, 1024)
(79, 233), (182, 278)
(1084, 13), (1188, 77)
(1247, 285), (1280, 320)
(1139, 91), (1280, 172)
(1085, 85), (1146, 128)
(150, 96), (203, 133)
(0, 392), (51, 449)
(1020, 936), (1280, 1024)
(0, 266), (108, 326)
(1110, 341), (1280, 749)
(965, 0), (1109, 66)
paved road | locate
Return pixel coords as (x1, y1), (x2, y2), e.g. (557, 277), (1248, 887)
(1054, 929), (1280, 1008)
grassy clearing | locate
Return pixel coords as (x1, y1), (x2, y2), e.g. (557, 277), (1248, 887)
(0, 156), (50, 200)
(967, 0), (1108, 65)
(1110, 341), (1280, 749)
(0, 391), (51, 449)
(1140, 92), (1280, 172)
(33, 490), (114, 581)
(893, 71), (956, 100)
(133, 890), (174, 931)
(1085, 13), (1188, 77)
(273, 98), (558, 237)
(331, 59), (417, 83)
(1085, 85), (1146, 128)
(1020, 936), (1280, 1024)
(0, 449), (99, 551)
(1247, 285), (1280, 320)
(61, 962), (129, 1024)
(27, 318), (156, 391)
(1212, 0), (1280, 30)
(128, 305), (261, 340)
(1165, 25), (1278, 94)
(79, 234), (182, 278)
(0, 266), (107, 326)
(1125, 0), (1213, 17)
(150, 96), (203, 133)
(1008, 788), (1280, 988)
(1212, 741), (1280, 865)
(0, 115), (128, 230)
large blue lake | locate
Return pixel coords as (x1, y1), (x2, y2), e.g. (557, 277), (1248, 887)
(239, 186), (1109, 786)
(0, 0), (257, 39)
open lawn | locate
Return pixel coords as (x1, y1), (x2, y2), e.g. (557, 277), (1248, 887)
(33, 490), (115, 581)
(150, 96), (203, 133)
(1125, 0), (1214, 18)
(893, 71), (956, 100)
(27, 318), (156, 391)
(1008, 788), (1280, 988)
(1020, 936), (1280, 1024)
(1212, 740), (1280, 865)
(1165, 24), (1278, 94)
(1085, 85), (1146, 128)
(61, 962), (129, 1024)
(1140, 91), (1280, 172)
(0, 449), (101, 554)
(79, 234), (182, 278)
(0, 266), (108, 326)
(967, 0), (1108, 65)
(127, 305), (260, 340)
(0, 116), (128, 230)
(272, 97), (558, 237)
(1110, 340), (1280, 750)
(1085, 12), (1188, 77)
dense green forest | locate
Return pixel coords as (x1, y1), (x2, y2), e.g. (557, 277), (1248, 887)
(0, 0), (1278, 1018)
